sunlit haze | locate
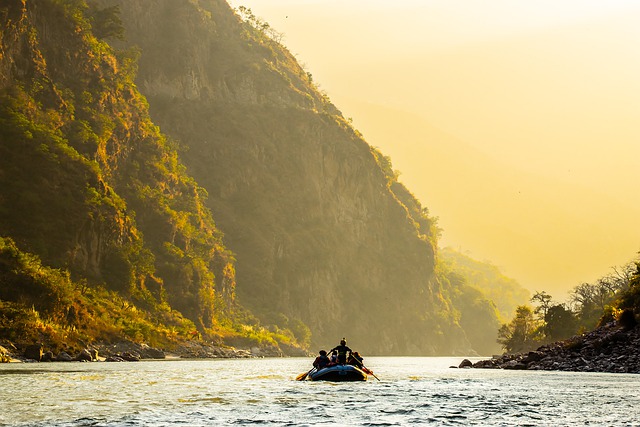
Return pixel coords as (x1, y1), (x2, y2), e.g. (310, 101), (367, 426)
(228, 0), (640, 299)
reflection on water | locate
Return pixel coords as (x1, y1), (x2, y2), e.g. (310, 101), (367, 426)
(0, 357), (638, 426)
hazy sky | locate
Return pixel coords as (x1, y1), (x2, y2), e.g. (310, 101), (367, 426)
(227, 0), (640, 298)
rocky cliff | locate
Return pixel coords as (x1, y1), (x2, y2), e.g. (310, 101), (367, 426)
(0, 0), (254, 353)
(93, 0), (475, 354)
(0, 0), (507, 356)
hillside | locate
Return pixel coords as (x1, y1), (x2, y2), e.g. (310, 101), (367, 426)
(0, 0), (505, 357)
(94, 0), (487, 355)
(440, 247), (530, 322)
(0, 0), (299, 355)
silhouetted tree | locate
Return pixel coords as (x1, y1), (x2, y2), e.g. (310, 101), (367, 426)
(497, 305), (540, 353)
(544, 304), (577, 341)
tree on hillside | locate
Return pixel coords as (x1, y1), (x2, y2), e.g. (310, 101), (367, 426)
(530, 291), (577, 342)
(531, 291), (553, 319)
(616, 262), (640, 312)
(497, 305), (541, 354)
(544, 304), (577, 341)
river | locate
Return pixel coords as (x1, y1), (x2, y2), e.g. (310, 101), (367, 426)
(1, 357), (638, 426)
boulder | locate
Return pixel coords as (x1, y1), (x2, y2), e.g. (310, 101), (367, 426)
(106, 355), (126, 362)
(24, 343), (43, 361)
(458, 359), (473, 368)
(41, 351), (54, 362)
(75, 349), (93, 362)
(523, 351), (544, 363)
(118, 352), (140, 362)
(56, 352), (73, 362)
(138, 344), (165, 359)
(473, 359), (498, 369)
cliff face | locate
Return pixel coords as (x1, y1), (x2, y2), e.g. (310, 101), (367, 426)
(98, 0), (471, 354)
(0, 0), (238, 344)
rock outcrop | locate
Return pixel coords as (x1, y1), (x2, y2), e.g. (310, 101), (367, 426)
(472, 323), (640, 373)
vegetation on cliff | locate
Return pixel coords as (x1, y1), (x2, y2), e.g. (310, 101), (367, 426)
(439, 248), (530, 320)
(0, 0), (305, 354)
(0, 237), (195, 354)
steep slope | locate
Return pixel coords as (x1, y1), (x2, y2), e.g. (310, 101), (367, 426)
(97, 0), (473, 354)
(440, 247), (530, 322)
(0, 0), (299, 353)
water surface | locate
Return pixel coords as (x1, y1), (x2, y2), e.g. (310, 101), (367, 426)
(1, 357), (638, 426)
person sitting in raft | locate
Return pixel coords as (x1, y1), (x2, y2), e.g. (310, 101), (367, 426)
(347, 351), (364, 369)
(330, 338), (352, 365)
(313, 350), (330, 370)
(328, 350), (338, 365)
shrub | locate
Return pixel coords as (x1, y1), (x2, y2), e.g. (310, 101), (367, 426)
(617, 308), (637, 331)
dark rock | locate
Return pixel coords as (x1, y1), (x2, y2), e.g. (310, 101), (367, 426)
(459, 359), (473, 368)
(138, 344), (165, 359)
(472, 359), (498, 369)
(118, 352), (140, 362)
(24, 343), (43, 362)
(502, 360), (528, 370)
(75, 349), (93, 362)
(106, 356), (126, 362)
(42, 351), (54, 362)
(523, 351), (544, 363)
(56, 352), (73, 362)
(97, 341), (164, 360)
(473, 322), (640, 373)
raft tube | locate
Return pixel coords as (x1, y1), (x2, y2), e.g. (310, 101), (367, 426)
(308, 364), (368, 382)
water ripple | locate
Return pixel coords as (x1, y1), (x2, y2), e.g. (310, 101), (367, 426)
(1, 358), (640, 426)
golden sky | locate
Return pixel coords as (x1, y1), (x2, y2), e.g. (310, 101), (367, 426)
(228, 0), (640, 298)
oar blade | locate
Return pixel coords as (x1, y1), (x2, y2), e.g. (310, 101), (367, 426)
(296, 367), (314, 381)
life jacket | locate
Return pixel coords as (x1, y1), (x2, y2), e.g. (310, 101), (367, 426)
(314, 355), (330, 369)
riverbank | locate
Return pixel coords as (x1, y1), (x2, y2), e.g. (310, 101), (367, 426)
(0, 338), (309, 363)
(470, 322), (640, 373)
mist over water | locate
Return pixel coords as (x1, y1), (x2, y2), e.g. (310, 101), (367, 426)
(1, 358), (638, 426)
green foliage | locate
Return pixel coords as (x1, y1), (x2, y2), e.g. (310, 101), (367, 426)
(440, 247), (530, 322)
(497, 305), (541, 354)
(543, 304), (577, 341)
(0, 237), (197, 351)
(87, 4), (125, 40)
(570, 260), (637, 330)
(0, 0), (294, 353)
(236, 6), (284, 44)
(615, 262), (640, 313)
(437, 261), (502, 355)
(498, 257), (639, 353)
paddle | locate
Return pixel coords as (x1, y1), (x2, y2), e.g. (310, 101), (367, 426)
(355, 358), (380, 381)
(296, 367), (315, 381)
(363, 365), (380, 381)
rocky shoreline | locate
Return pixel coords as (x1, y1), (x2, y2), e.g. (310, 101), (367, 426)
(0, 339), (308, 363)
(460, 322), (640, 374)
